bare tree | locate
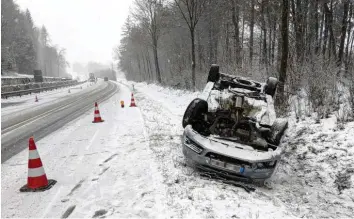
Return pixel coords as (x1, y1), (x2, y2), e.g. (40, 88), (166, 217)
(133, 0), (165, 84)
(57, 48), (68, 77)
(338, 0), (350, 66)
(249, 0), (255, 63)
(230, 0), (241, 67)
(174, 0), (207, 90)
(277, 0), (289, 104)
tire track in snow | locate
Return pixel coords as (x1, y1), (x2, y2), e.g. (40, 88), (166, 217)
(61, 205), (76, 218)
(68, 179), (85, 196)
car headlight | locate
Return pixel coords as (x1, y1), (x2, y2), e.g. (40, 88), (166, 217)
(184, 136), (203, 154)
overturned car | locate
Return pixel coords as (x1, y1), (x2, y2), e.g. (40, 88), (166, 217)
(182, 65), (288, 183)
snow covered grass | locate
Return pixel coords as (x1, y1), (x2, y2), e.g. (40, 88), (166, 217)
(271, 114), (354, 217)
(127, 80), (354, 218)
(125, 81), (295, 218)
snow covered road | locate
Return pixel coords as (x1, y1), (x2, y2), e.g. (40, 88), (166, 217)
(1, 82), (167, 218)
(1, 81), (118, 162)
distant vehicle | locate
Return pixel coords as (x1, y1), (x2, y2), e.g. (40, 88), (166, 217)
(104, 77), (108, 81)
(89, 73), (95, 82)
(33, 70), (43, 83)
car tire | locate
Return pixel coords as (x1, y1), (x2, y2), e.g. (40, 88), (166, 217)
(207, 64), (220, 82)
(269, 118), (288, 145)
(264, 77), (278, 97)
(182, 98), (208, 129)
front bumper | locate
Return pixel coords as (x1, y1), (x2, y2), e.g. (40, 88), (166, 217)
(182, 125), (280, 181)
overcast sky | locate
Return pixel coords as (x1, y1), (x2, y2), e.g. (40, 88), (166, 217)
(16, 0), (133, 66)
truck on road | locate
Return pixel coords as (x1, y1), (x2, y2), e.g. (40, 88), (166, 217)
(89, 73), (96, 82)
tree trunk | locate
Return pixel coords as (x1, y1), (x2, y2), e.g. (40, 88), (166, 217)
(309, 0), (319, 54)
(197, 30), (202, 71)
(231, 0), (241, 67)
(268, 10), (272, 66)
(349, 34), (354, 66)
(324, 2), (336, 60)
(136, 53), (142, 81)
(226, 22), (230, 64)
(322, 3), (329, 58)
(152, 36), (162, 84)
(261, 2), (267, 65)
(146, 48), (153, 82)
(208, 11), (213, 63)
(278, 0), (289, 102)
(338, 0), (349, 66)
(249, 0), (255, 63)
(271, 21), (276, 64)
(345, 3), (353, 66)
(291, 0), (304, 62)
(319, 6), (325, 55)
(142, 50), (148, 81)
(191, 28), (196, 90)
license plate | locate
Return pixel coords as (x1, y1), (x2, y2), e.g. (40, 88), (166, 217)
(210, 159), (225, 167)
(210, 159), (242, 172)
(225, 163), (241, 172)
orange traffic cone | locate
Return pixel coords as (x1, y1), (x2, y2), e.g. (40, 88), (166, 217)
(130, 93), (137, 107)
(92, 102), (104, 123)
(20, 137), (56, 192)
(35, 95), (38, 102)
(120, 100), (125, 108)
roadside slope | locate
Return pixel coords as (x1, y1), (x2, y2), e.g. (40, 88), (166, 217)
(130, 80), (354, 218)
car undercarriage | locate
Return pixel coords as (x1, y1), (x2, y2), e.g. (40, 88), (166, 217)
(182, 64), (288, 183)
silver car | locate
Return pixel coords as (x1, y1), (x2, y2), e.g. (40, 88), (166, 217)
(182, 65), (288, 183)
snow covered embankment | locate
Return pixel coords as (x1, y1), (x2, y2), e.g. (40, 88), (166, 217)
(130, 81), (354, 218)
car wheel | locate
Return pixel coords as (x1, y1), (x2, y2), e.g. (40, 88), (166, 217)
(269, 118), (288, 145)
(207, 64), (220, 82)
(264, 77), (278, 97)
(182, 98), (208, 129)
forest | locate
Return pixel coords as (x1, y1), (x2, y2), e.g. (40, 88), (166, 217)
(116, 0), (354, 119)
(1, 0), (69, 77)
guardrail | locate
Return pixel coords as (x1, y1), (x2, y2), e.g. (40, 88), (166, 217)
(1, 81), (86, 99)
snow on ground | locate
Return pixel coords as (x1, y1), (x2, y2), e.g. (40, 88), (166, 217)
(1, 71), (35, 78)
(128, 80), (354, 218)
(2, 79), (354, 218)
(1, 82), (92, 117)
(2, 82), (167, 218)
(126, 81), (294, 218)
